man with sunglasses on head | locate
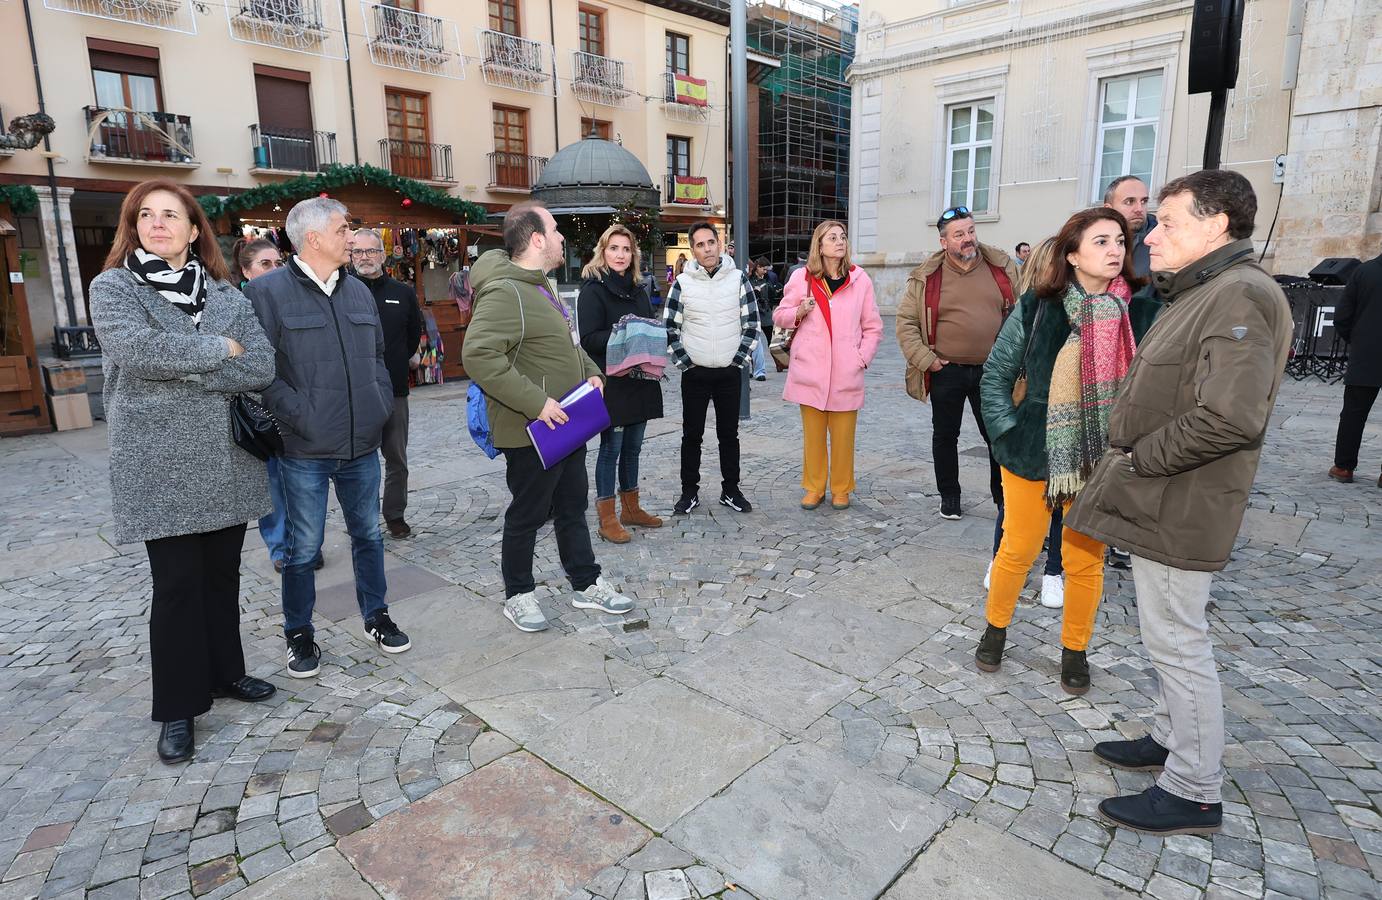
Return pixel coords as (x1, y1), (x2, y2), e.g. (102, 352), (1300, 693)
(897, 206), (1018, 520)
(353, 229), (423, 539)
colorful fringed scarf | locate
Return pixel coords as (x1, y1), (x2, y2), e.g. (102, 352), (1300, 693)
(1045, 276), (1135, 506)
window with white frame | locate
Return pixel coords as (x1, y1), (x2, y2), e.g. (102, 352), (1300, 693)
(945, 100), (994, 213)
(1094, 71), (1162, 201)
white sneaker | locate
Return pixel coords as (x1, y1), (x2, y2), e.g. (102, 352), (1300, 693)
(1040, 574), (1065, 609)
(503, 591), (549, 632)
(983, 559), (993, 591)
(572, 576), (635, 615)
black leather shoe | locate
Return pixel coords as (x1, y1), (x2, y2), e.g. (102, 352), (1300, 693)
(1094, 734), (1169, 772)
(158, 719), (194, 763)
(1099, 785), (1222, 835)
(975, 624), (1006, 672)
(212, 676), (276, 703)
(1061, 647), (1090, 695)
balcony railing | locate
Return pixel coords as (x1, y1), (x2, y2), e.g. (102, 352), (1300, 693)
(362, 2), (464, 79)
(379, 138), (453, 183)
(250, 125), (337, 173)
(85, 106), (196, 165)
(664, 174), (711, 207)
(488, 152), (546, 191)
(44, 0), (196, 35)
(228, 0), (347, 59)
(662, 71), (711, 124)
(571, 51), (630, 108)
(478, 29), (553, 96)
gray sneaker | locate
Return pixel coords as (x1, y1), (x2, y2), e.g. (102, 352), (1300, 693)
(572, 577), (634, 615)
(503, 591), (549, 632)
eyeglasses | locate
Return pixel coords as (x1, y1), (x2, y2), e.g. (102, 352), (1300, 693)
(350, 248), (384, 258)
(939, 206), (969, 222)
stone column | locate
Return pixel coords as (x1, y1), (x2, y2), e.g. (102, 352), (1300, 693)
(35, 186), (83, 329)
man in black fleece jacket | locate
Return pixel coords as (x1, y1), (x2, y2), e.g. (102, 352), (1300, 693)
(351, 229), (423, 538)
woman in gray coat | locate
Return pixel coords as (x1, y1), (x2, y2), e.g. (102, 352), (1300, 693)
(89, 179), (278, 764)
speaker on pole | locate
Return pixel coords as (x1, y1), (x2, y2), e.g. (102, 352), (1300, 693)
(1189, 0), (1246, 95)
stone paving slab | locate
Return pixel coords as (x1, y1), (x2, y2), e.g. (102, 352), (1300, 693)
(313, 563), (451, 624)
(666, 741), (952, 900)
(744, 594), (930, 680)
(664, 637), (858, 733)
(391, 585), (560, 687)
(338, 751), (649, 898)
(440, 634), (650, 744)
(229, 847), (378, 899)
(528, 677), (784, 831)
(0, 536), (116, 579)
(882, 817), (1135, 899)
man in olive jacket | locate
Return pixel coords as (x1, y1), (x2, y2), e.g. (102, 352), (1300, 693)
(462, 202), (636, 634)
(1067, 170), (1291, 836)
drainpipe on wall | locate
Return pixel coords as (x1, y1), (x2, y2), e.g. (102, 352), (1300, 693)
(340, 0), (361, 164)
(548, 0), (560, 149)
(21, 0), (78, 328)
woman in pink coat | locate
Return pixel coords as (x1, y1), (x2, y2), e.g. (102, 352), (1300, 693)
(773, 220), (884, 510)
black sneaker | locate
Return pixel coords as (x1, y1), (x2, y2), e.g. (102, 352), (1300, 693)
(719, 490), (752, 513)
(364, 612), (411, 653)
(1108, 547), (1131, 569)
(1099, 785), (1222, 836)
(673, 493), (699, 515)
(1094, 734), (1169, 772)
(285, 628), (320, 679)
(939, 497), (962, 520)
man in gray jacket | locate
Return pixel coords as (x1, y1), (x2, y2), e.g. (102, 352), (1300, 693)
(245, 198), (411, 678)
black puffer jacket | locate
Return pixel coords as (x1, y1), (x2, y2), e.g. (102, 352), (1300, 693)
(577, 270), (664, 428)
(360, 273), (422, 396)
(1338, 254), (1382, 387)
(245, 260), (394, 460)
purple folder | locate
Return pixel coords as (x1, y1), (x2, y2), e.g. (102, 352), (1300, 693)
(525, 381), (611, 469)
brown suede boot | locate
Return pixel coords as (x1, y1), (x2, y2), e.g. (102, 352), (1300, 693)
(597, 497), (631, 543)
(618, 489), (663, 528)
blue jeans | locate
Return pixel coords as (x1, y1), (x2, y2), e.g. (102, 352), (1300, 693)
(750, 330), (767, 378)
(259, 457), (287, 564)
(278, 453), (389, 635)
(595, 421), (648, 500)
(994, 502), (1064, 576)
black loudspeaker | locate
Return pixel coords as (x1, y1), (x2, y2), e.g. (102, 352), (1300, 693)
(1308, 258), (1361, 286)
(1188, 0), (1246, 95)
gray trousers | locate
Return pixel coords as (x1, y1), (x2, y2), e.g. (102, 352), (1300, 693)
(381, 395), (409, 522)
(1130, 554), (1223, 804)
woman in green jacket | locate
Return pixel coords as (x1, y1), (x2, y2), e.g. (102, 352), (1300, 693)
(976, 207), (1160, 694)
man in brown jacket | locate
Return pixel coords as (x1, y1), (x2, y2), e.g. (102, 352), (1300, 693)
(1067, 170), (1291, 835)
(896, 207), (1018, 519)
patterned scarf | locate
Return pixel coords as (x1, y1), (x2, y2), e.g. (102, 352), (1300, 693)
(125, 248), (207, 328)
(1045, 276), (1135, 506)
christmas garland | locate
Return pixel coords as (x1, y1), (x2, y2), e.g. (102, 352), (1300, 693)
(197, 164), (486, 224)
(0, 185), (40, 216)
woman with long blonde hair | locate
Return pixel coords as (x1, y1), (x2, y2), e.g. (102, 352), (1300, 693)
(577, 224), (665, 542)
(771, 220), (883, 509)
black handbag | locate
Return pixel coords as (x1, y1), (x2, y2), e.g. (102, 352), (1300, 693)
(230, 394), (283, 461)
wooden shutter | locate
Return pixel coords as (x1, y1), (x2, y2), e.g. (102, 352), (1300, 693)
(254, 71), (312, 133)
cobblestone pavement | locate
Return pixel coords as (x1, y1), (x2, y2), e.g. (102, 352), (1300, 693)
(1, 319), (1379, 900)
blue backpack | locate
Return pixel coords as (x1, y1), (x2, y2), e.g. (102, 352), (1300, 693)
(466, 284), (526, 459)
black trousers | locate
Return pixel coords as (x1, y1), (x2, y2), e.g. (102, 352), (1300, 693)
(501, 445), (600, 598)
(929, 363), (1002, 505)
(680, 365), (742, 495)
(1334, 384), (1380, 470)
(144, 523), (248, 723)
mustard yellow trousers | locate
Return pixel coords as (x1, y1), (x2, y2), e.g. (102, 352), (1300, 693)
(800, 406), (858, 499)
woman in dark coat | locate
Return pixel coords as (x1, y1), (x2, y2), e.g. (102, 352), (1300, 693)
(577, 224), (665, 543)
(88, 179), (278, 764)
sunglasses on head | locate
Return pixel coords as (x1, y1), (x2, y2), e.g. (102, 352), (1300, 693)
(938, 206), (970, 227)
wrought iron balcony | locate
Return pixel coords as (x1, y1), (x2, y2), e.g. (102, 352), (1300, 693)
(379, 138), (453, 183)
(488, 152), (546, 191)
(250, 125), (337, 173)
(478, 29), (553, 96)
(44, 0), (196, 34)
(662, 71), (712, 123)
(228, 0), (346, 59)
(362, 2), (464, 79)
(571, 51), (630, 108)
(85, 106), (196, 165)
(664, 174), (711, 207)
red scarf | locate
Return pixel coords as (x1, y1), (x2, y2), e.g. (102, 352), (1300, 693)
(807, 268), (850, 334)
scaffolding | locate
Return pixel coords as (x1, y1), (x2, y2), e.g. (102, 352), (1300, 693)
(746, 0), (856, 272)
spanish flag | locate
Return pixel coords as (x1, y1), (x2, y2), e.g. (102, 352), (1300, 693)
(673, 73), (709, 107)
(673, 176), (708, 203)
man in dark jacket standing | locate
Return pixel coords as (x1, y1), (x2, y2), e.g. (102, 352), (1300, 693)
(245, 198), (411, 679)
(1328, 252), (1382, 486)
(352, 228), (423, 537)
(1068, 170), (1291, 836)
